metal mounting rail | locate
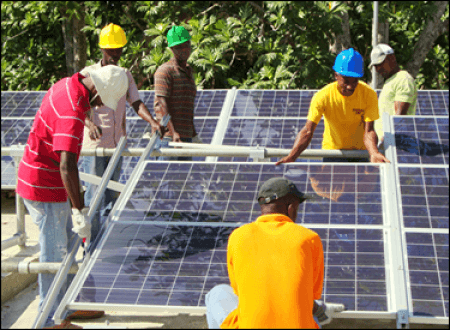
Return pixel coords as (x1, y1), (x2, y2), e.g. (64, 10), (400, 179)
(32, 135), (128, 329)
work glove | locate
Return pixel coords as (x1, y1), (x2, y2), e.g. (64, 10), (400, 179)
(71, 208), (91, 241)
(314, 300), (345, 326)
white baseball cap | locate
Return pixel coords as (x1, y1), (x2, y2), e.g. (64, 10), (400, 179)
(369, 44), (394, 69)
(89, 65), (128, 111)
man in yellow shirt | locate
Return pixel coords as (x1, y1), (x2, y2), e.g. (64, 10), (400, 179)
(205, 177), (345, 328)
(369, 44), (417, 143)
(276, 48), (389, 164)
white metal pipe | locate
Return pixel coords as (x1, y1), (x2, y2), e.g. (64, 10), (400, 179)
(1, 234), (24, 251)
(79, 172), (125, 193)
(2, 260), (81, 274)
(371, 1), (379, 89)
(2, 145), (372, 159)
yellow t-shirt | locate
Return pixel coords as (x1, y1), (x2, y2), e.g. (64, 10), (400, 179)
(374, 70), (417, 139)
(221, 214), (324, 329)
(307, 81), (379, 150)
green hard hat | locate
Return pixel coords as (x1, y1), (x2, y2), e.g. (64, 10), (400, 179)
(167, 25), (191, 48)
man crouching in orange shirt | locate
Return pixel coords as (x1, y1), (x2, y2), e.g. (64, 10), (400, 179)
(205, 177), (345, 328)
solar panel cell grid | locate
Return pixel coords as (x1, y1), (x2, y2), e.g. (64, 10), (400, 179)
(76, 222), (387, 312)
(406, 232), (449, 317)
(394, 116), (449, 165)
(416, 91), (449, 116)
(117, 163), (383, 227)
(232, 90), (318, 117)
(398, 167), (449, 229)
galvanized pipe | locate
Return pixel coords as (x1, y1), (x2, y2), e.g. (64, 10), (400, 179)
(2, 260), (81, 274)
(1, 234), (24, 251)
(2, 144), (370, 159)
(371, 1), (379, 89)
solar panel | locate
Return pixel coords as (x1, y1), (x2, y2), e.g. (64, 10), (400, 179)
(398, 166), (449, 229)
(404, 232), (449, 318)
(393, 116), (449, 165)
(219, 118), (325, 162)
(415, 90), (449, 116)
(68, 161), (389, 315)
(1, 91), (44, 118)
(72, 221), (387, 312)
(125, 90), (228, 118)
(115, 162), (383, 226)
(232, 90), (318, 117)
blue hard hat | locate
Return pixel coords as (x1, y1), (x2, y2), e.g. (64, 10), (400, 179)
(333, 48), (364, 78)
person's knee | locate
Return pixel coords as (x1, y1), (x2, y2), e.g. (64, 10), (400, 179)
(206, 284), (234, 306)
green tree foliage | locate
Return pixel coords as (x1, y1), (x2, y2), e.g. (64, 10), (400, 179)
(1, 1), (448, 91)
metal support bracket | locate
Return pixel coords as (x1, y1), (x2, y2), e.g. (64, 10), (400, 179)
(396, 309), (409, 329)
(249, 145), (266, 162)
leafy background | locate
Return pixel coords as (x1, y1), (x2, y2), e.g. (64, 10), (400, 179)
(1, 1), (448, 91)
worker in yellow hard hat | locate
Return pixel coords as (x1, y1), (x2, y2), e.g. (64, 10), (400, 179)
(73, 24), (167, 322)
(154, 25), (198, 161)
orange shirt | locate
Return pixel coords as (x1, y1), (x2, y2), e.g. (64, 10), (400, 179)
(222, 214), (324, 329)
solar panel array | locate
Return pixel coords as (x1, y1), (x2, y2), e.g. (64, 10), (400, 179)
(389, 113), (449, 321)
(71, 162), (388, 315)
(1, 89), (448, 325)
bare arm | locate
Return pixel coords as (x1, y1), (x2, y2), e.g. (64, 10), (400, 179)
(84, 114), (102, 141)
(154, 95), (180, 142)
(364, 121), (390, 163)
(59, 151), (83, 210)
(275, 120), (317, 165)
(132, 100), (166, 137)
(394, 101), (411, 116)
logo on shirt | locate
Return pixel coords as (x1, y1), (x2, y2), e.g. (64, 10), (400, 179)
(353, 108), (364, 115)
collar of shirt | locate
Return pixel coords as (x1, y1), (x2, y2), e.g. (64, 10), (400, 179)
(70, 72), (91, 113)
(255, 214), (294, 224)
(169, 57), (190, 74)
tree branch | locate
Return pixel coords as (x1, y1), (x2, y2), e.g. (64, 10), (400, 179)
(198, 3), (221, 16)
(406, 1), (449, 77)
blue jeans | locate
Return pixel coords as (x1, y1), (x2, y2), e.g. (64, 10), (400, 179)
(155, 137), (193, 161)
(205, 284), (321, 329)
(23, 198), (75, 328)
(83, 155), (122, 244)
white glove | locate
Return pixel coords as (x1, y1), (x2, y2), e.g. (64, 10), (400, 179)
(314, 300), (345, 326)
(192, 135), (203, 144)
(71, 208), (91, 241)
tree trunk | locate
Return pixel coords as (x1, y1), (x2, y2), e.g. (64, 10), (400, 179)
(406, 1), (449, 78)
(72, 8), (87, 74)
(60, 6), (74, 76)
(60, 5), (86, 76)
(329, 2), (352, 54)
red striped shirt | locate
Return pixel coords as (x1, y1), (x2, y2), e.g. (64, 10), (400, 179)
(16, 73), (90, 202)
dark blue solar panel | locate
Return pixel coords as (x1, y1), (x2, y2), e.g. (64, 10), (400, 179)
(394, 117), (449, 165)
(219, 118), (324, 162)
(415, 90), (449, 116)
(118, 162), (383, 226)
(405, 232), (449, 317)
(398, 167), (449, 229)
(1, 92), (44, 117)
(1, 119), (33, 146)
(75, 221), (387, 311)
(125, 90), (227, 118)
(232, 90), (318, 117)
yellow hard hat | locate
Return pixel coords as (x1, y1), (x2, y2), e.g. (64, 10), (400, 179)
(99, 23), (127, 49)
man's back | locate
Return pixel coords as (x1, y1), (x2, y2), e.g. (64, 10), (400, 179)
(222, 214), (324, 328)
